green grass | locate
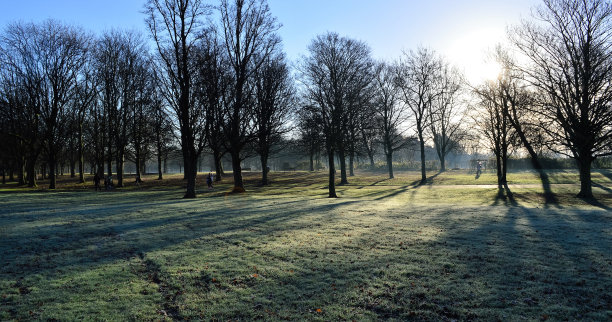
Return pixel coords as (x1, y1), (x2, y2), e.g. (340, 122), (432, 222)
(1, 170), (611, 320)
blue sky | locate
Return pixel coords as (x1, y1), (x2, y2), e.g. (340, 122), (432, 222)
(0, 0), (540, 83)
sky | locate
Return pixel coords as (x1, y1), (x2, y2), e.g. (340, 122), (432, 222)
(0, 0), (540, 83)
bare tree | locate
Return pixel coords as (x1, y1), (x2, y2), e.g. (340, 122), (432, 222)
(3, 21), (88, 189)
(129, 54), (156, 183)
(473, 80), (515, 187)
(430, 61), (465, 172)
(115, 32), (147, 187)
(151, 92), (175, 180)
(252, 52), (295, 185)
(195, 30), (229, 182)
(300, 32), (373, 198)
(220, 0), (281, 192)
(145, 0), (210, 198)
(488, 47), (557, 202)
(510, 0), (612, 198)
(0, 50), (43, 187)
(396, 47), (441, 184)
(296, 106), (323, 171)
(95, 31), (122, 180)
(373, 61), (410, 178)
(72, 48), (97, 183)
(344, 78), (374, 178)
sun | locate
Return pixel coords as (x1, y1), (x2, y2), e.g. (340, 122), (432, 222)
(446, 28), (504, 84)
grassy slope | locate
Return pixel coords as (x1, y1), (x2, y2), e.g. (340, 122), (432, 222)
(0, 170), (611, 320)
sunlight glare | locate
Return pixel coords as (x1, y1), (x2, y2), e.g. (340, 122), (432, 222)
(446, 28), (505, 84)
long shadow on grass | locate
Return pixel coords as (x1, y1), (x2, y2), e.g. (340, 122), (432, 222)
(535, 169), (558, 208)
(397, 199), (612, 320)
(598, 169), (612, 182)
(428, 189), (612, 319)
(372, 185), (411, 200)
(592, 182), (612, 194)
(0, 192), (359, 282)
(492, 184), (518, 207)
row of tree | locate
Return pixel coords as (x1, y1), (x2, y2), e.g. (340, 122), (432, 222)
(298, 0), (612, 199)
(1, 0), (611, 200)
(472, 0), (612, 198)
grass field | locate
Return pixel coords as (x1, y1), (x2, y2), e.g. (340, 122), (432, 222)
(1, 170), (611, 320)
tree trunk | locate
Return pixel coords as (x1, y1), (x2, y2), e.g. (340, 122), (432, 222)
(439, 153), (446, 172)
(116, 152), (124, 188)
(213, 149), (223, 182)
(26, 157), (37, 188)
(327, 149), (337, 198)
(501, 145), (508, 186)
(260, 154), (269, 186)
(18, 158), (25, 185)
(157, 152), (163, 180)
(107, 146), (113, 178)
(49, 152), (56, 189)
(338, 148), (348, 185)
(70, 159), (76, 178)
(230, 150), (244, 192)
(576, 157), (593, 198)
(387, 153), (394, 179)
(78, 123), (85, 183)
(495, 153), (502, 188)
(183, 154), (197, 198)
(349, 151), (355, 177)
(418, 131), (426, 184)
(135, 148), (142, 183)
(1, 167), (5, 184)
(309, 149), (314, 172)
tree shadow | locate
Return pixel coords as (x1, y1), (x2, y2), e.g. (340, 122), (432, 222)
(492, 184), (518, 207)
(534, 169), (558, 208)
(373, 185), (411, 200)
(0, 191), (360, 283)
(426, 201), (612, 320)
(592, 182), (612, 194)
(597, 169), (612, 182)
(578, 195), (611, 211)
(410, 171), (443, 187)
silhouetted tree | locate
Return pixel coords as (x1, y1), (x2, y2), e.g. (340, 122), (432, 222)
(296, 106), (323, 172)
(252, 52), (295, 185)
(129, 54), (156, 183)
(473, 80), (515, 186)
(430, 61), (465, 172)
(300, 32), (373, 197)
(150, 92), (175, 180)
(3, 21), (88, 189)
(72, 50), (97, 183)
(220, 0), (281, 192)
(195, 30), (229, 182)
(396, 47), (441, 184)
(373, 61), (410, 178)
(510, 0), (612, 198)
(0, 50), (42, 186)
(145, 0), (210, 198)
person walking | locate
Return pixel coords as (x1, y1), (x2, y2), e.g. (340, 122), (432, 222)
(206, 172), (213, 189)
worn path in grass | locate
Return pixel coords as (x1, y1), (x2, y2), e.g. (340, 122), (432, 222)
(0, 171), (611, 320)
